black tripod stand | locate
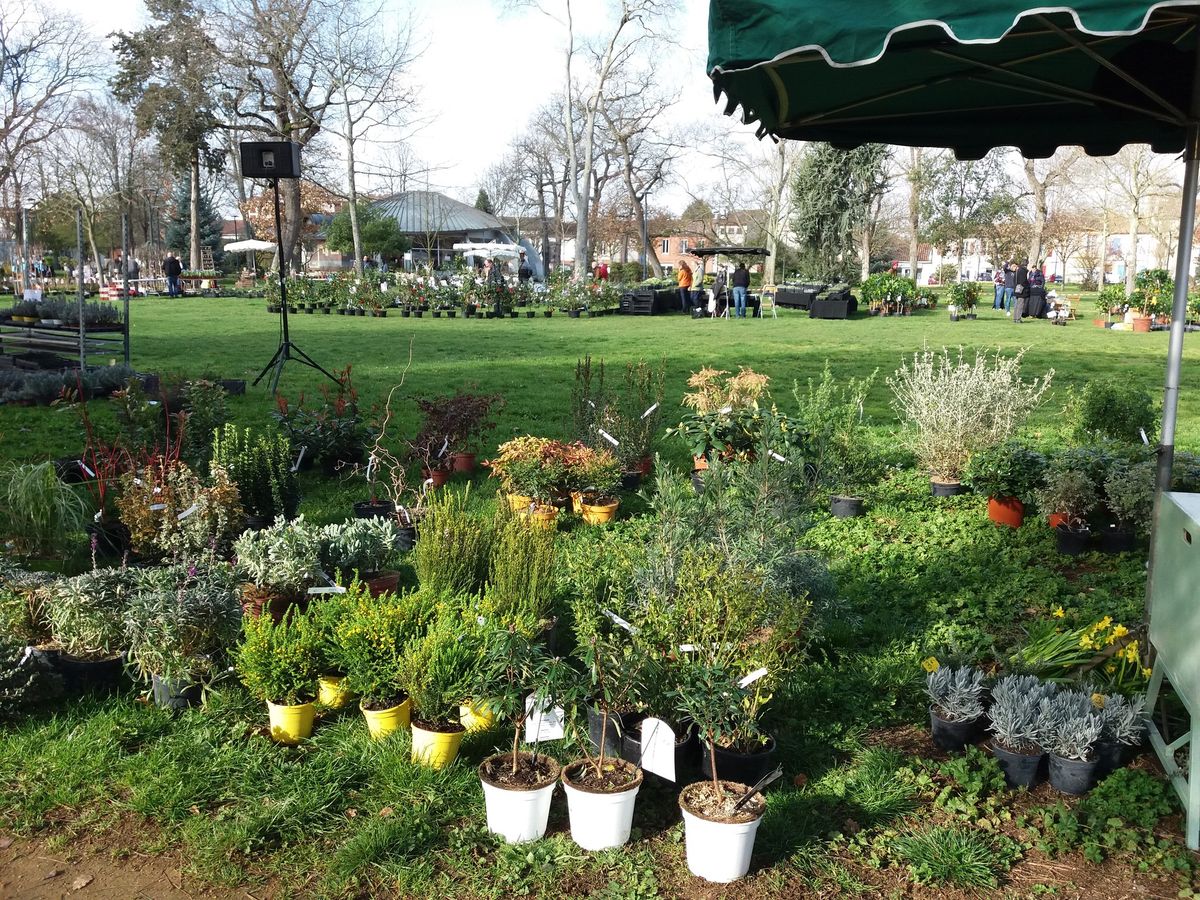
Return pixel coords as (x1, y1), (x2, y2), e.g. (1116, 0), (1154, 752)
(253, 177), (338, 394)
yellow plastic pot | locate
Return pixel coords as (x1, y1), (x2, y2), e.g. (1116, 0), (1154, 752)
(507, 492), (534, 513)
(361, 698), (411, 739)
(318, 675), (354, 709)
(570, 491), (583, 514)
(460, 701), (497, 732)
(581, 498), (620, 525)
(267, 700), (315, 745)
(411, 722), (466, 769)
(527, 505), (559, 530)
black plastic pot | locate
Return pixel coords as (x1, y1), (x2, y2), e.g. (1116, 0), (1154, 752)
(621, 719), (699, 780)
(244, 514), (269, 532)
(354, 499), (396, 519)
(397, 525), (418, 552)
(931, 479), (967, 497)
(58, 653), (124, 695)
(1097, 527), (1136, 554)
(219, 379), (247, 396)
(447, 310), (457, 318)
(508, 311), (518, 319)
(526, 311), (535, 318)
(830, 495), (865, 518)
(376, 309), (388, 317)
(54, 457), (88, 483)
(620, 471), (642, 491)
(355, 309), (366, 316)
(401, 309), (411, 318)
(432, 311), (442, 318)
(544, 310), (553, 318)
(568, 309), (580, 318)
(586, 705), (641, 761)
(930, 707), (982, 752)
(691, 307), (704, 319)
(691, 470), (706, 495)
(86, 520), (131, 558)
(991, 743), (1046, 789)
(1049, 753), (1098, 795)
(700, 735), (778, 787)
(151, 674), (202, 710)
(303, 307), (314, 314)
(320, 307), (331, 314)
(1094, 740), (1124, 778)
(1055, 525), (1091, 556)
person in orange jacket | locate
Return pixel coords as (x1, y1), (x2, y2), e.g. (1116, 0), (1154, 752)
(677, 260), (693, 311)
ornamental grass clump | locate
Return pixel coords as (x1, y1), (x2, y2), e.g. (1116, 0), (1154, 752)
(888, 347), (1053, 484)
(925, 665), (985, 723)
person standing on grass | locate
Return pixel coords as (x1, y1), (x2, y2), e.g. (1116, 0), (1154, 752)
(993, 266), (1005, 309)
(731, 261), (751, 318)
(677, 260), (693, 311)
(1013, 260), (1029, 323)
(1003, 261), (1016, 314)
(164, 253), (182, 297)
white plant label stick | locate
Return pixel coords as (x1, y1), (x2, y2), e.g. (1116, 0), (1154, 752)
(641, 403), (659, 419)
(176, 503), (199, 521)
(524, 696), (566, 742)
(586, 399), (596, 408)
(149, 503), (167, 511)
(603, 609), (637, 633)
(720, 405), (733, 414)
(307, 586), (347, 595)
(78, 460), (95, 478)
(640, 717), (677, 782)
(1140, 427), (1150, 446)
(93, 510), (103, 522)
(292, 446), (307, 473)
(598, 429), (620, 447)
(739, 667), (769, 689)
(365, 456), (375, 482)
(439, 436), (449, 458)
(769, 451), (787, 463)
(678, 643), (697, 652)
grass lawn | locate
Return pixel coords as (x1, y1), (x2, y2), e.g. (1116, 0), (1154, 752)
(0, 297), (1196, 898)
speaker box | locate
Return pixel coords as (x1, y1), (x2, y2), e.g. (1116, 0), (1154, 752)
(239, 142), (302, 179)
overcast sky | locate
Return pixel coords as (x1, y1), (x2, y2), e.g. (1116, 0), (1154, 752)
(53, 0), (750, 212)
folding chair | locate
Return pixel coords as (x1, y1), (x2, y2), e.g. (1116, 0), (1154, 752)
(759, 288), (778, 320)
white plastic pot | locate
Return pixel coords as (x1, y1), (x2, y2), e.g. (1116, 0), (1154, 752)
(680, 791), (764, 882)
(561, 762), (642, 851)
(479, 769), (558, 843)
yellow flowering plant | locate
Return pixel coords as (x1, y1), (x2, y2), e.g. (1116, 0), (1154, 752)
(1011, 615), (1148, 692)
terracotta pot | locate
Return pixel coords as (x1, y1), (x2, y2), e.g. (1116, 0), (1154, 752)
(365, 570), (401, 597)
(1093, 318), (1107, 327)
(1048, 512), (1068, 530)
(1132, 315), (1152, 333)
(241, 584), (302, 624)
(451, 452), (476, 474)
(638, 456), (653, 477)
(692, 455), (709, 471)
(424, 467), (452, 488)
(987, 496), (1025, 528)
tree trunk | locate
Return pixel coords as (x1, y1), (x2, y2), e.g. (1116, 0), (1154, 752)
(859, 226), (871, 283)
(1126, 211), (1139, 294)
(282, 178), (303, 276)
(189, 147), (202, 270)
(1099, 209), (1110, 287)
(344, 94), (363, 276)
(1024, 159), (1047, 267)
(908, 147), (922, 284)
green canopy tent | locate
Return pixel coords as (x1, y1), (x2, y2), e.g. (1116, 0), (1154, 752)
(708, 0), (1200, 844)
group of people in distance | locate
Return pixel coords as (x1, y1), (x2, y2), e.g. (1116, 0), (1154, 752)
(675, 259), (753, 317)
(992, 259), (1046, 323)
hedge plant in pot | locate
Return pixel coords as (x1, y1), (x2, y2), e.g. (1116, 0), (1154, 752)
(472, 626), (572, 844)
(1129, 268), (1171, 332)
(1035, 467), (1097, 556)
(888, 348), (1053, 496)
(124, 562), (242, 709)
(337, 585), (429, 738)
(46, 568), (134, 693)
(1095, 693), (1145, 777)
(233, 516), (322, 621)
(566, 444), (623, 525)
(210, 425), (300, 530)
(305, 590), (355, 709)
(986, 674), (1056, 788)
(1042, 690), (1104, 795)
(672, 660), (767, 884)
(398, 609), (484, 769)
(319, 517), (402, 596)
(559, 630), (646, 852)
(116, 460), (245, 561)
(793, 364), (878, 517)
(236, 605), (322, 744)
(963, 441), (1046, 528)
(925, 664), (985, 752)
(1100, 461), (1154, 554)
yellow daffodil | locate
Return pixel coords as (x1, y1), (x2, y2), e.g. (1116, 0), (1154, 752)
(1098, 616), (1113, 630)
(1106, 663), (1117, 673)
(1091, 692), (1106, 709)
(921, 656), (940, 673)
(1112, 624), (1129, 639)
(1052, 606), (1065, 619)
(1143, 667), (1153, 679)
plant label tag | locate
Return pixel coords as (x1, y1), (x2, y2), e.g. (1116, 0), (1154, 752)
(439, 436), (449, 458)
(307, 586), (346, 595)
(678, 644), (697, 652)
(93, 510), (103, 522)
(720, 406), (733, 414)
(524, 696), (565, 742)
(640, 717), (677, 781)
(380, 282), (387, 291)
(78, 460), (95, 477)
(769, 451), (787, 463)
(176, 503), (199, 521)
(147, 400), (159, 406)
(153, 487), (162, 494)
(364, 456), (375, 482)
(586, 399), (596, 408)
(1140, 428), (1150, 446)
(598, 429), (620, 447)
(292, 446), (307, 472)
(739, 667), (769, 689)
(603, 609), (637, 633)
(149, 503), (167, 511)
(641, 403), (659, 419)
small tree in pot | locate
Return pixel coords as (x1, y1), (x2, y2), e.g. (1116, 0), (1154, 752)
(1101, 460), (1154, 552)
(963, 441), (1047, 528)
(925, 664), (986, 752)
(236, 606), (322, 744)
(1035, 467), (1097, 555)
(473, 626), (573, 844)
(793, 363), (879, 517)
(210, 425), (299, 528)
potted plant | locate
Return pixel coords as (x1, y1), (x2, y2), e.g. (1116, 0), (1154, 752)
(46, 568), (133, 694)
(948, 280), (980, 319)
(319, 517), (401, 596)
(963, 441), (1047, 528)
(398, 610), (483, 769)
(487, 436), (569, 527)
(1100, 461), (1154, 553)
(305, 590), (355, 709)
(794, 365), (879, 517)
(211, 425), (300, 530)
(270, 367), (373, 473)
(559, 631), (645, 851)
(337, 586), (428, 738)
(987, 674), (1056, 788)
(888, 348), (1053, 495)
(125, 562), (242, 709)
(233, 516), (323, 621)
(1043, 690), (1104, 795)
(1097, 284), (1127, 325)
(1095, 693), (1145, 777)
(473, 626), (571, 844)
(672, 660), (767, 883)
(566, 444), (623, 525)
(236, 605), (322, 744)
(925, 664), (985, 752)
(0, 461), (87, 559)
(1129, 268), (1171, 332)
(667, 366), (774, 467)
(1036, 467), (1097, 556)
(414, 391), (502, 475)
(355, 385), (425, 535)
(115, 460), (245, 561)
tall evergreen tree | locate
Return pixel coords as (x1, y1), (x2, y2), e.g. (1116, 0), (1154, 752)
(474, 189), (495, 215)
(165, 178), (223, 268)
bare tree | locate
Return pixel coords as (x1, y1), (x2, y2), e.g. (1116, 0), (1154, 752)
(1022, 149), (1080, 266)
(321, 0), (418, 275)
(1096, 146), (1178, 292)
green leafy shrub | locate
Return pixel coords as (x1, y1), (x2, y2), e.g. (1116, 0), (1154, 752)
(1066, 379), (1157, 443)
(398, 608), (484, 728)
(234, 516), (322, 595)
(0, 461), (86, 557)
(1035, 466), (1097, 528)
(962, 441), (1046, 501)
(181, 379), (229, 468)
(793, 363), (880, 497)
(319, 517), (400, 578)
(236, 606), (321, 705)
(481, 513), (557, 636)
(1103, 460), (1155, 532)
(211, 425), (300, 521)
(948, 280), (980, 310)
(1097, 283), (1127, 315)
(1130, 268), (1172, 317)
(336, 585), (429, 707)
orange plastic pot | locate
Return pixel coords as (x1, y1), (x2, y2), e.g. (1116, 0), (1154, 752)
(1048, 512), (1067, 530)
(581, 497), (620, 526)
(424, 467), (452, 488)
(1132, 315), (1152, 333)
(987, 496), (1025, 529)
